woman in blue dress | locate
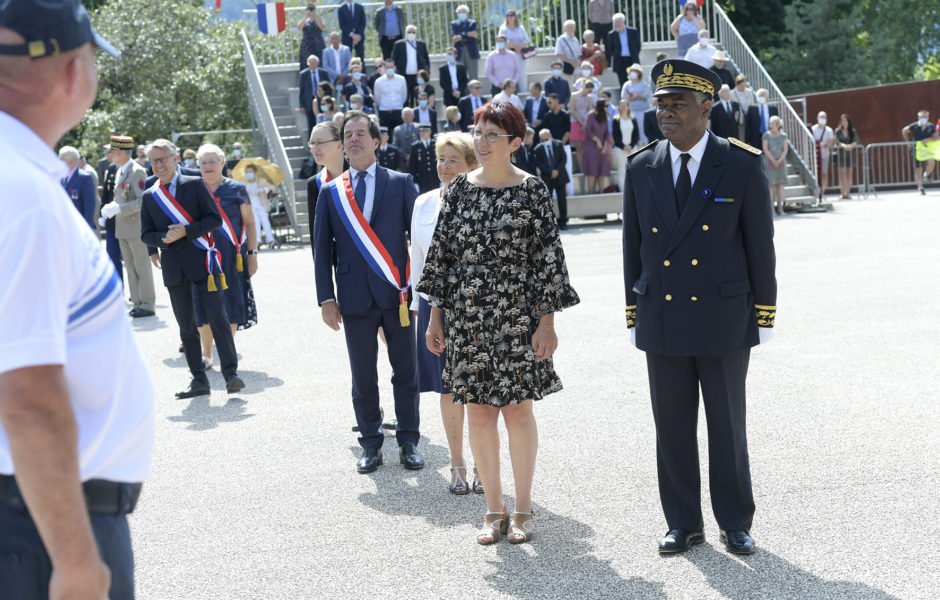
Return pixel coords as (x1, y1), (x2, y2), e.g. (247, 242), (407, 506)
(194, 143), (259, 368)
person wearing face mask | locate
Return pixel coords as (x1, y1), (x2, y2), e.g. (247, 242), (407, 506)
(620, 65), (651, 143)
(240, 165), (277, 247)
(683, 28), (717, 69)
(744, 88), (778, 149)
(670, 1), (707, 60)
(485, 34), (520, 96)
(374, 58), (408, 131)
(391, 24), (429, 107)
(414, 91), (437, 134)
(573, 61), (602, 104)
(543, 60), (571, 110)
(451, 5), (480, 81)
(223, 141), (243, 176)
(373, 0), (404, 60)
(342, 58), (374, 111)
(182, 148), (197, 170)
(316, 96), (337, 124)
(348, 93), (372, 115)
(811, 111), (835, 199)
(439, 46), (468, 108)
(902, 109), (938, 195)
(498, 9), (530, 91)
(412, 68), (435, 109)
(322, 31), (352, 86)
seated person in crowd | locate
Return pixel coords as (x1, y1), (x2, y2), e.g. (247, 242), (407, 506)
(343, 58), (374, 110)
(684, 29), (716, 68)
(348, 93), (373, 114)
(442, 105), (461, 132)
(413, 68), (435, 109)
(491, 78), (524, 111)
(544, 60), (571, 109)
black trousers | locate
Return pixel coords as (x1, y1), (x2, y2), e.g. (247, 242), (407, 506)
(591, 22), (612, 47)
(379, 110), (403, 132)
(304, 109), (316, 143)
(404, 74), (418, 107)
(105, 229), (122, 289)
(614, 58), (633, 87)
(379, 34), (401, 60)
(0, 488), (135, 600)
(545, 176), (568, 225)
(342, 304), (420, 449)
(167, 278), (237, 381)
(646, 349), (754, 532)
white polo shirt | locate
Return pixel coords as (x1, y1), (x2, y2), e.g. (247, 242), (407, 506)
(0, 111), (154, 483)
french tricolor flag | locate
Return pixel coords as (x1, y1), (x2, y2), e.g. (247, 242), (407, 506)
(257, 2), (286, 35)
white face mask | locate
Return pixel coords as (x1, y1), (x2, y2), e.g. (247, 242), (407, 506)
(352, 71), (362, 81)
(246, 171), (255, 181)
(757, 96), (767, 105)
(406, 32), (416, 42)
(699, 38), (708, 47)
(919, 117), (928, 126)
(582, 69), (592, 77)
(351, 103), (360, 111)
(496, 41), (506, 50)
(629, 72), (638, 81)
(818, 117), (827, 126)
(232, 149), (242, 157)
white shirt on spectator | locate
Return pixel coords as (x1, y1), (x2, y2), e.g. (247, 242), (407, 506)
(0, 111), (154, 482)
(555, 33), (580, 65)
(405, 41), (418, 74)
(374, 73), (408, 111)
(409, 189), (443, 309)
(684, 42), (717, 69)
(492, 91), (524, 111)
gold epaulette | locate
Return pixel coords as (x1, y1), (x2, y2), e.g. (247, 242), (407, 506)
(729, 137), (762, 156)
(755, 304), (776, 327)
(625, 305), (637, 328)
(627, 140), (658, 159)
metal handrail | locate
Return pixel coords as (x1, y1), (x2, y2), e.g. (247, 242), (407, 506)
(241, 28), (298, 238)
(244, 0), (691, 65)
(712, 3), (818, 199)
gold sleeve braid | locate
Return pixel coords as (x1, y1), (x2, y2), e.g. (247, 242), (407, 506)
(755, 304), (776, 327)
(625, 305), (637, 328)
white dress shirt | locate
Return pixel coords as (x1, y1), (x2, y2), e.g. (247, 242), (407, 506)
(409, 188), (443, 309)
(447, 64), (459, 89)
(668, 130), (710, 186)
(348, 161), (378, 222)
(374, 73), (408, 111)
(405, 41), (418, 74)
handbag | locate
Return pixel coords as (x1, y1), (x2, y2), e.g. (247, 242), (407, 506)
(521, 46), (537, 59)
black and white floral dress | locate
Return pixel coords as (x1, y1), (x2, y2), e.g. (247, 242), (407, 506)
(416, 174), (580, 406)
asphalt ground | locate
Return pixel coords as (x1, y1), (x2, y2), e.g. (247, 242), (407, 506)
(127, 190), (938, 599)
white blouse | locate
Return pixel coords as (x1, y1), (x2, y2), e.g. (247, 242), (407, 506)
(409, 188), (443, 310)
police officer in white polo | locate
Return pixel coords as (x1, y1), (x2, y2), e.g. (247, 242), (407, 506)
(0, 2), (154, 598)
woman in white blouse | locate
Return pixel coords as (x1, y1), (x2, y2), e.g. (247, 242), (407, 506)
(410, 132), (480, 495)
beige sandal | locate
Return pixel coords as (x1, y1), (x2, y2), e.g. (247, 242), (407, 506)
(476, 508), (509, 545)
(508, 512), (534, 544)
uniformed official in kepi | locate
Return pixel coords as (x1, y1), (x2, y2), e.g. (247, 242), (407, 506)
(377, 126), (403, 172)
(621, 59), (777, 556)
(409, 123), (440, 194)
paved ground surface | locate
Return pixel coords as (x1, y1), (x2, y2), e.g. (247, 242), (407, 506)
(128, 190), (938, 599)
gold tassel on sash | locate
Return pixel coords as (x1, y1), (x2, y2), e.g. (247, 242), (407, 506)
(207, 274), (218, 292)
(220, 272), (228, 291)
(399, 302), (410, 327)
(236, 253), (244, 272)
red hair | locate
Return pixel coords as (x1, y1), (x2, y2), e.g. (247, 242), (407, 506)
(473, 101), (526, 141)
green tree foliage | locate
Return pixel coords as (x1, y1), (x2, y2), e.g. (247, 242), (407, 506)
(67, 0), (250, 157)
(860, 0), (940, 84)
(721, 0), (793, 58)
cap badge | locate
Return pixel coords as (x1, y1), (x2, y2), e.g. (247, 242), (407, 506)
(664, 62), (673, 76)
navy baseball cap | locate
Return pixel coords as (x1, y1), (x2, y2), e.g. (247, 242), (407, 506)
(0, 0), (119, 59)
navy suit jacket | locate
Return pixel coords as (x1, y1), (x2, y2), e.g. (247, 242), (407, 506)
(644, 107), (663, 141)
(605, 27), (641, 69)
(338, 2), (366, 46)
(314, 164), (417, 315)
(745, 104), (780, 149)
(523, 95), (549, 127)
(62, 169), (96, 229)
(709, 100), (740, 140)
(299, 67), (331, 112)
(438, 63), (468, 107)
(458, 94), (488, 130)
(140, 175), (223, 288)
(535, 139), (569, 185)
(391, 39), (430, 75)
(621, 133), (776, 356)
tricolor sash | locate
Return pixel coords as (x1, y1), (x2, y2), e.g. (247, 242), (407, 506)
(316, 168), (331, 191)
(150, 181), (226, 291)
(205, 181), (247, 272)
(329, 171), (411, 327)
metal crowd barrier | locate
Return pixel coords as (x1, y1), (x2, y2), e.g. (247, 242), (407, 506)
(822, 144), (867, 200)
(863, 141), (937, 197)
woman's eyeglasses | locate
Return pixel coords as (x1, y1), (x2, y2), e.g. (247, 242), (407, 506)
(309, 138), (340, 148)
(471, 128), (513, 144)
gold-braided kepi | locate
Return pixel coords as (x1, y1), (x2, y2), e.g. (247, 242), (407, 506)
(652, 59), (722, 99)
(109, 135), (135, 150)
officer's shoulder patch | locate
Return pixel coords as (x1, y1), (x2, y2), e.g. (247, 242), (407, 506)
(627, 139), (658, 159)
(729, 137), (762, 156)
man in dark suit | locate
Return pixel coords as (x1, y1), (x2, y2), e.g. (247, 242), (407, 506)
(745, 88), (779, 149)
(514, 127), (538, 175)
(373, 0), (404, 60)
(708, 85), (740, 140)
(299, 55), (330, 139)
(391, 108), (419, 167)
(391, 24), (429, 107)
(458, 80), (488, 131)
(314, 111), (423, 473)
(58, 146), (97, 229)
(409, 124), (439, 193)
(644, 106), (663, 141)
(605, 13), (641, 86)
(413, 91), (437, 135)
(439, 47), (468, 108)
(140, 139), (244, 399)
(337, 0), (366, 61)
(524, 82), (549, 129)
(535, 129), (569, 229)
(621, 60), (776, 557)
(377, 126), (404, 171)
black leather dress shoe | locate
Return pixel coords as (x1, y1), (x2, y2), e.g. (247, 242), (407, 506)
(720, 529), (756, 554)
(399, 442), (425, 470)
(357, 447), (383, 473)
(225, 375), (245, 394)
(130, 308), (155, 318)
(175, 379), (210, 399)
(658, 528), (705, 554)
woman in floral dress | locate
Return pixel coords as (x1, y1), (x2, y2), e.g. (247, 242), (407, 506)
(418, 103), (579, 545)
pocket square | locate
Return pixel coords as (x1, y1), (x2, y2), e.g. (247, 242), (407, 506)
(713, 197), (735, 203)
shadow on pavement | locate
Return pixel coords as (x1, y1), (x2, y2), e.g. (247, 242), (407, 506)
(131, 316), (169, 332)
(355, 439), (666, 599)
(684, 543), (901, 600)
(232, 369), (284, 395)
(166, 396), (255, 431)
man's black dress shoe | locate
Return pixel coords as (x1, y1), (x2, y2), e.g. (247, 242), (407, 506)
(129, 308), (155, 318)
(720, 529), (755, 554)
(175, 379), (210, 399)
(658, 528), (705, 554)
(225, 375), (245, 394)
(399, 442), (425, 470)
(357, 447), (383, 473)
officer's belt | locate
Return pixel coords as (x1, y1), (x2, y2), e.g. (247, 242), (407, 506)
(0, 474), (142, 515)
